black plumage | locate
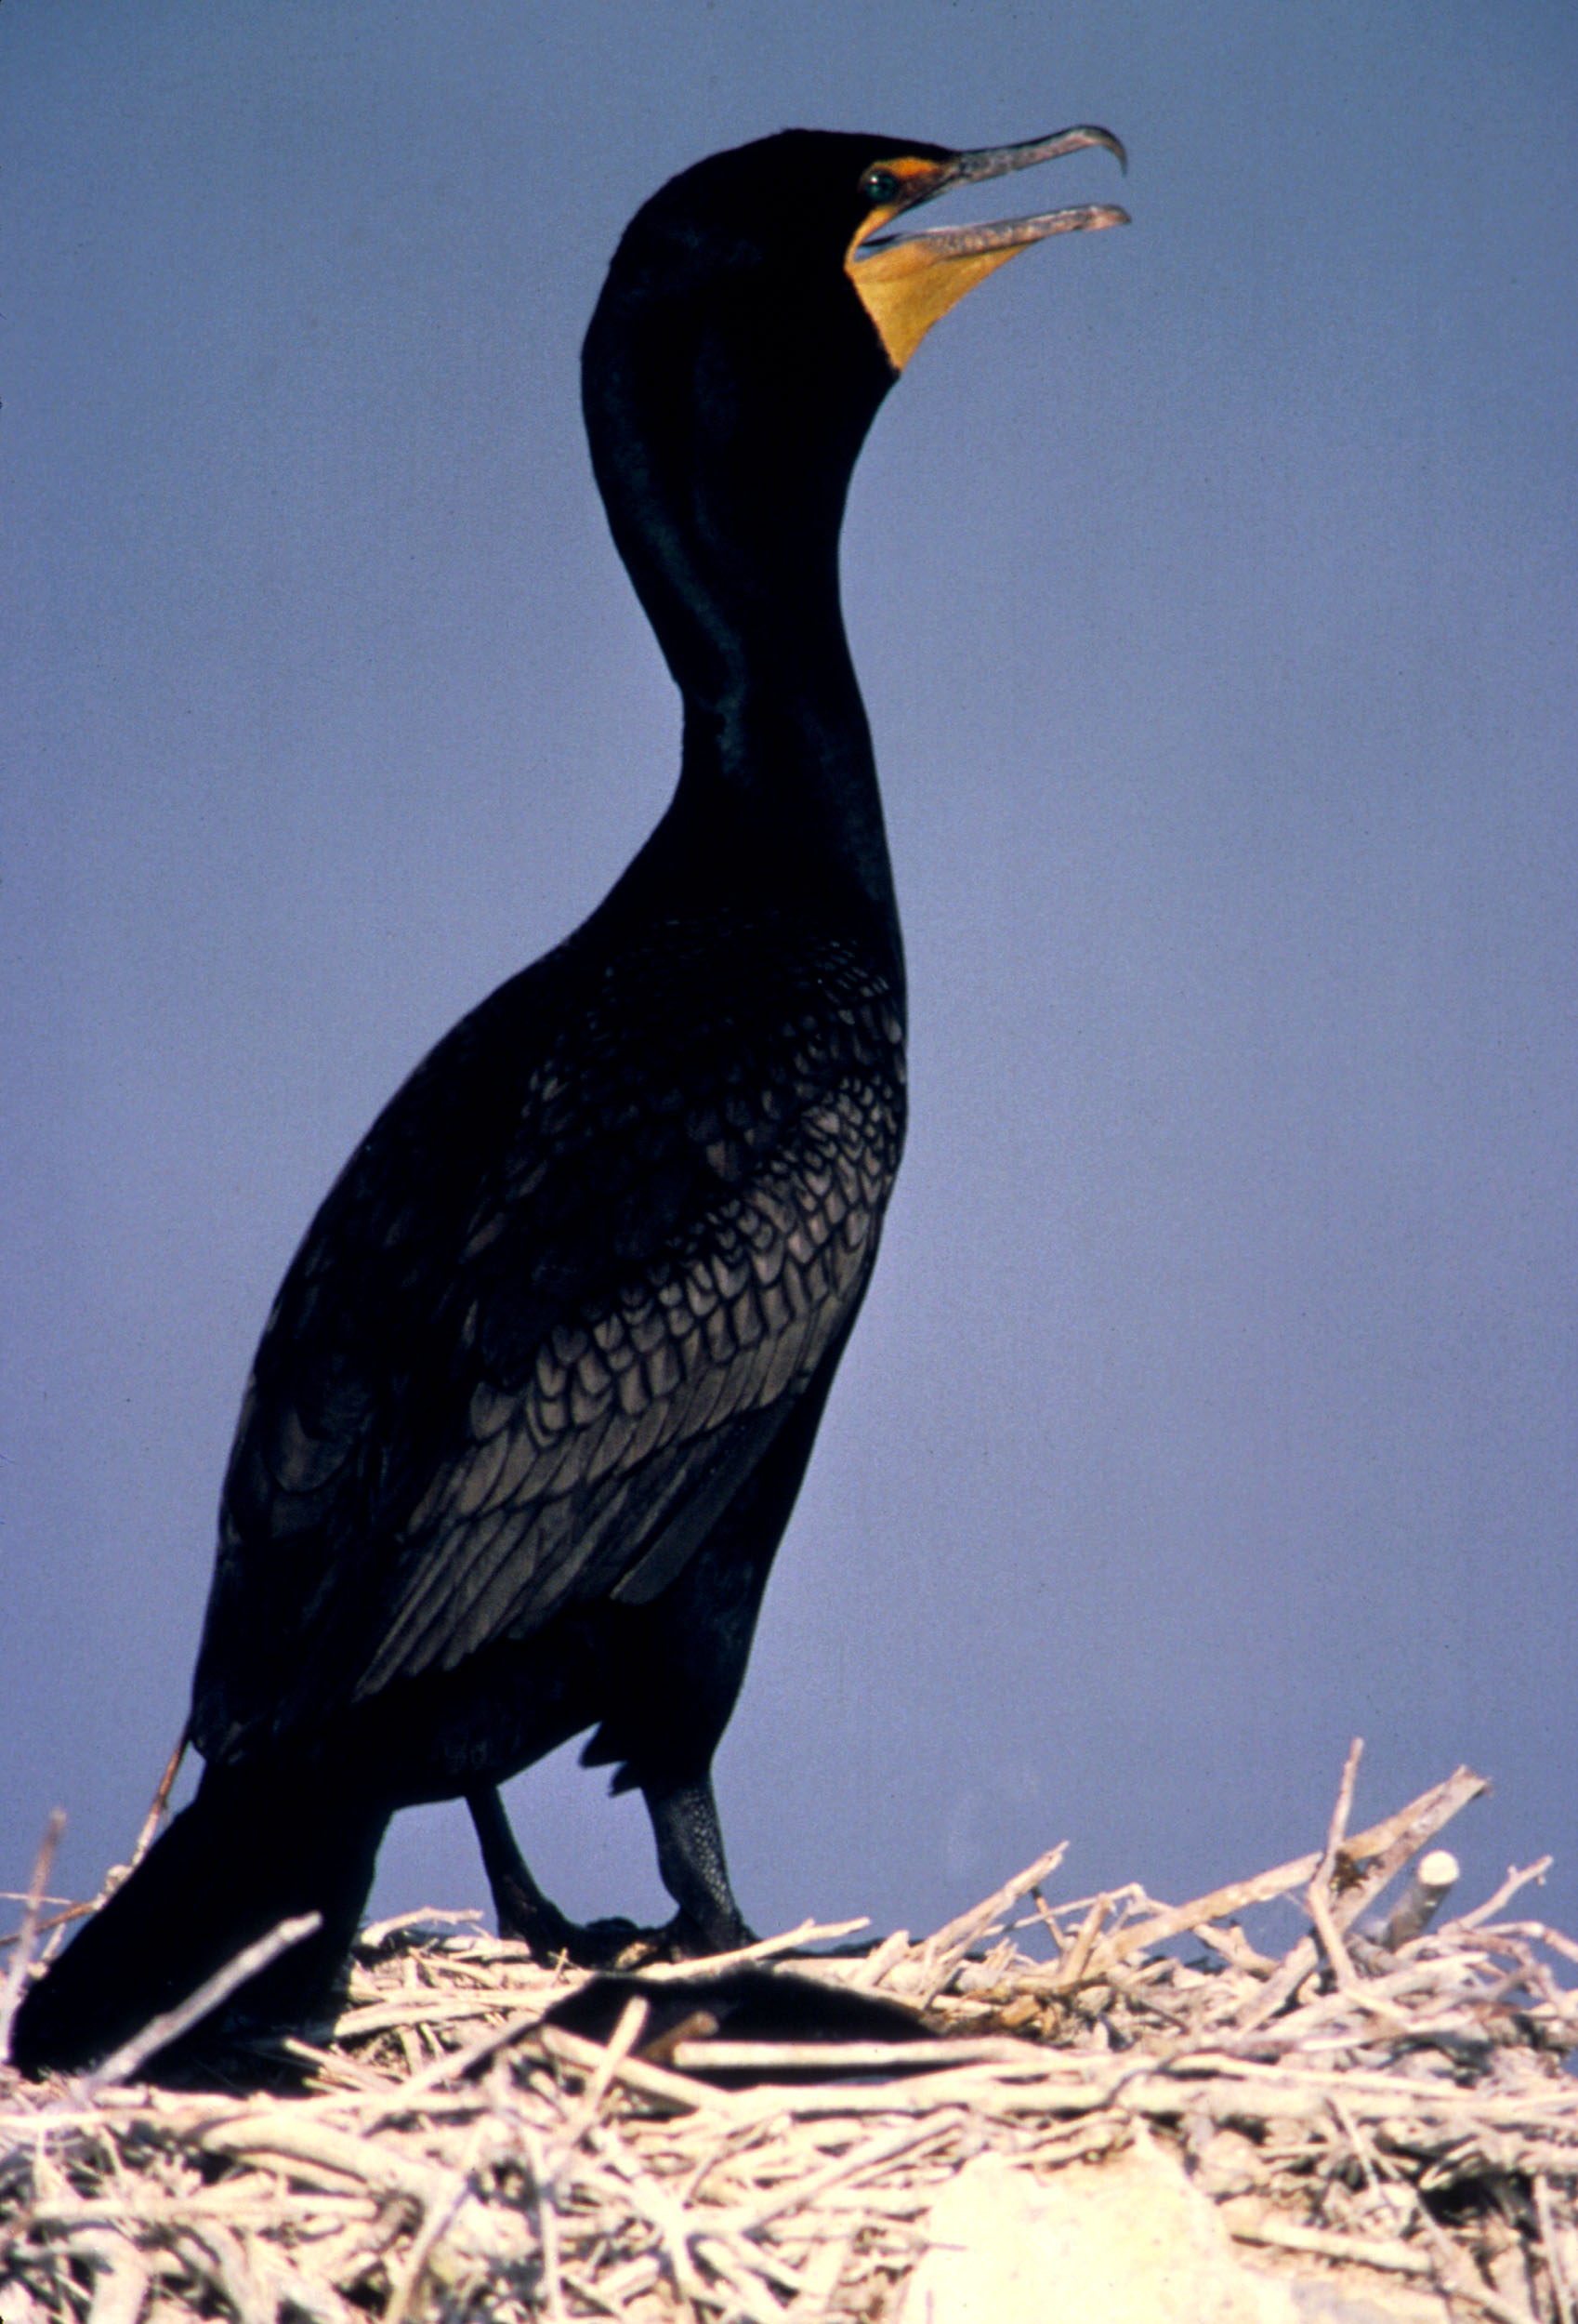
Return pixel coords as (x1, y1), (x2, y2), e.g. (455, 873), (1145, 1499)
(11, 125), (1124, 2076)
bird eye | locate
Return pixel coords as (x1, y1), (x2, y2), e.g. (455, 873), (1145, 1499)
(861, 168), (900, 205)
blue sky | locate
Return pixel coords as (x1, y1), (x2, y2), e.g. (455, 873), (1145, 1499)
(4, 0), (1574, 1948)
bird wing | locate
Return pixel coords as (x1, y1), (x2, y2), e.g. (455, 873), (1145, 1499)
(191, 912), (904, 1757)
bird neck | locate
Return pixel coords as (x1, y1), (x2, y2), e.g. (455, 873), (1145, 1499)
(669, 590), (901, 953)
(584, 270), (902, 956)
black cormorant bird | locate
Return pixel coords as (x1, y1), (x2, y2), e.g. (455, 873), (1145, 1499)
(11, 125), (1125, 2074)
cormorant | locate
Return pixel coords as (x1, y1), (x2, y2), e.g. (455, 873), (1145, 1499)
(10, 125), (1125, 2075)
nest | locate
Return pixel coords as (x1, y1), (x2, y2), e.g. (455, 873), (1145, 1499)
(3, 1752), (1575, 2323)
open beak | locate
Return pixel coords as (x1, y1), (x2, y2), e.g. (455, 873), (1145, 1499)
(848, 125), (1129, 371)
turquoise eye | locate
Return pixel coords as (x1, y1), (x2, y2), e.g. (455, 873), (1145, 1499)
(861, 168), (900, 204)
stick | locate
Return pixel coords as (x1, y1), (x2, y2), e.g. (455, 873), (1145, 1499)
(633, 1916), (872, 1976)
(1306, 1740), (1364, 1988)
(1535, 2175), (1575, 2324)
(534, 2023), (743, 2119)
(1377, 1850), (1460, 1948)
(665, 2034), (1061, 2075)
(382, 2120), (490, 2324)
(0, 1808), (66, 2054)
(919, 1844), (1069, 1966)
(1048, 1893), (1111, 1992)
(128, 1732), (189, 1870)
(1452, 1859), (1554, 1931)
(1093, 1764), (1489, 1975)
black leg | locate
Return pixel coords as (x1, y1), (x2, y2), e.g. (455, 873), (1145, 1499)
(645, 1774), (755, 1956)
(468, 1785), (577, 1953)
(467, 1779), (752, 1966)
(467, 1786), (641, 1965)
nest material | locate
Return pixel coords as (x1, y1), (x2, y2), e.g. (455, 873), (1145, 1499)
(2, 1754), (1575, 2323)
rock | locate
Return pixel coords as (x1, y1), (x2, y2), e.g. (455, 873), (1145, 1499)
(897, 2136), (1450, 2324)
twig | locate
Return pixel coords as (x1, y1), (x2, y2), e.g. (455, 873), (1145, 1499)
(666, 2034), (1057, 2076)
(127, 1733), (188, 1871)
(1304, 1738), (1363, 1988)
(550, 1994), (651, 2171)
(635, 1916), (872, 1975)
(1049, 1893), (1111, 1991)
(918, 1844), (1069, 1967)
(0, 1808), (66, 2054)
(1221, 2205), (1434, 2279)
(1094, 1764), (1490, 1974)
(1451, 1861), (1555, 1932)
(725, 2113), (972, 2236)
(518, 2125), (568, 2324)
(1534, 2176), (1574, 2324)
(358, 1906), (488, 1948)
(1377, 1849), (1461, 1948)
(382, 2119), (490, 2324)
(534, 2022), (744, 2119)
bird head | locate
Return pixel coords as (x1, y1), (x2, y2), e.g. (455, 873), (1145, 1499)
(581, 127), (1127, 716)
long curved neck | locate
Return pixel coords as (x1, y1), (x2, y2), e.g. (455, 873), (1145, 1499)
(583, 269), (902, 955)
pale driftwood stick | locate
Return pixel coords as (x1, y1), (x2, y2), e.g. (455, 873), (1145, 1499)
(549, 1994), (650, 2172)
(203, 2117), (529, 2267)
(357, 1907), (487, 1948)
(127, 1732), (189, 1872)
(381, 2119), (490, 2324)
(516, 2126), (568, 2324)
(1305, 1736), (1363, 1987)
(1451, 1858), (1555, 1931)
(534, 2021), (744, 2119)
(1534, 2175), (1575, 2324)
(1307, 1883), (1357, 1990)
(1221, 2206), (1434, 2279)
(332, 1991), (518, 2037)
(717, 2064), (1098, 2124)
(696, 2227), (813, 2298)
(581, 2121), (713, 2307)
(1377, 1848), (1460, 1948)
(635, 1914), (872, 1977)
(1322, 1737), (1364, 1864)
(1047, 1892), (1111, 1991)
(24, 2190), (376, 2230)
(75, 2226), (152, 2324)
(1335, 1770), (1489, 1928)
(723, 2112), (974, 2238)
(0, 1806), (66, 2052)
(691, 2232), (806, 2323)
(666, 2034), (1059, 2076)
(1123, 2052), (1578, 2121)
(1093, 1763), (1492, 1980)
(851, 1928), (914, 1987)
(1193, 1920), (1279, 1974)
(0, 1900), (116, 1954)
(1474, 1919), (1578, 1972)
(269, 2033), (403, 2096)
(916, 1843), (1069, 1969)
(75, 1911), (323, 2097)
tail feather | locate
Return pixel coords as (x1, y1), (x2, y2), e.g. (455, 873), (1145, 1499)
(7, 1761), (387, 2076)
